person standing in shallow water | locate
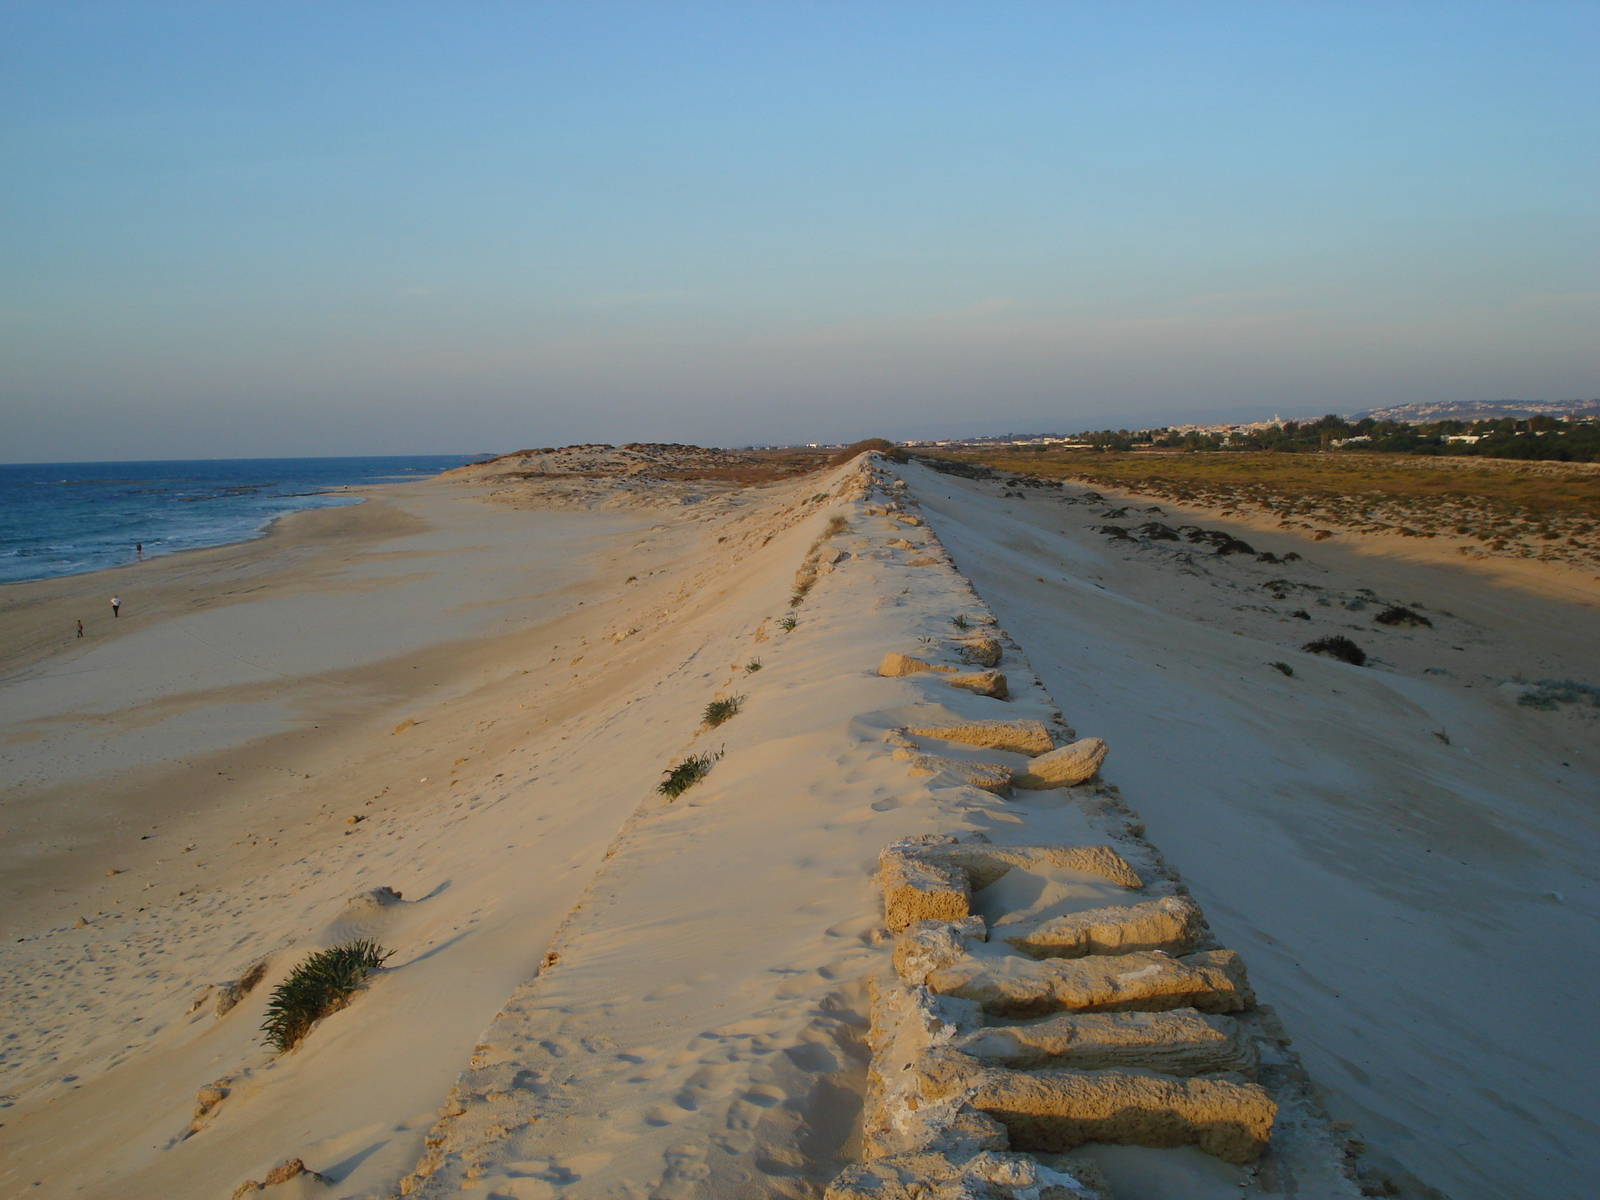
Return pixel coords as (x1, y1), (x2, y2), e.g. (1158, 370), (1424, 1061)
(110, 595), (120, 618)
(135, 543), (142, 560)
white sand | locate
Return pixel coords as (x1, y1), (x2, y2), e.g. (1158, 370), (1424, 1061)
(910, 460), (1600, 1199)
(2, 455), (1591, 1200)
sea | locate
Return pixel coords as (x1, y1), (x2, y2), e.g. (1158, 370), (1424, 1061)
(0, 455), (487, 585)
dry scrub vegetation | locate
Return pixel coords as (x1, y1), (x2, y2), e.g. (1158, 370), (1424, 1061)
(929, 449), (1600, 571)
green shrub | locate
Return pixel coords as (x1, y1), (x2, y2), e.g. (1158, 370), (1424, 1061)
(261, 941), (392, 1053)
(1516, 679), (1600, 711)
(949, 614), (971, 631)
(657, 751), (723, 799)
(1374, 605), (1433, 628)
(1269, 661), (1295, 677)
(745, 659), (762, 673)
(778, 616), (798, 632)
(1302, 635), (1366, 666)
(702, 695), (744, 728)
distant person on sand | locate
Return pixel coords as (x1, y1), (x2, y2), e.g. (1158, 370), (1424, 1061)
(76, 619), (84, 638)
(110, 595), (120, 618)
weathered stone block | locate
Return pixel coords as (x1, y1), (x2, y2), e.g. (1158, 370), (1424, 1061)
(919, 1057), (1276, 1165)
(954, 637), (1003, 668)
(952, 1007), (1258, 1077)
(880, 652), (958, 677)
(945, 670), (1009, 699)
(903, 721), (1052, 756)
(826, 1149), (1111, 1200)
(927, 949), (1255, 1017)
(894, 917), (989, 985)
(1010, 739), (1107, 789)
(904, 754), (1013, 793)
(881, 844), (972, 930)
(998, 895), (1205, 960)
(920, 843), (1142, 891)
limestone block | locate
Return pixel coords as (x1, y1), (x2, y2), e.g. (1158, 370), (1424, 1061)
(888, 538), (918, 550)
(952, 1008), (1258, 1077)
(918, 1057), (1276, 1165)
(231, 1160), (329, 1198)
(894, 917), (989, 985)
(1010, 739), (1107, 789)
(864, 977), (987, 1159)
(903, 720), (1052, 757)
(954, 637), (1003, 668)
(880, 841), (1144, 931)
(894, 513), (925, 526)
(881, 845), (972, 930)
(998, 895), (1205, 960)
(880, 652), (959, 678)
(905, 754), (1013, 793)
(826, 1149), (1111, 1200)
(907, 556), (940, 567)
(927, 949), (1255, 1017)
(945, 670), (1009, 699)
(920, 843), (1143, 891)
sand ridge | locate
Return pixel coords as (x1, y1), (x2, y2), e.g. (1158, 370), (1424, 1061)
(397, 456), (1363, 1200)
(4, 451), (1589, 1198)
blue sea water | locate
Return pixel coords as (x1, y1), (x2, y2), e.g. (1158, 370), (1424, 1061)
(0, 455), (486, 585)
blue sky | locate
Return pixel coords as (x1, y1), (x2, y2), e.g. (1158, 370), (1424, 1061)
(2, 1), (1596, 460)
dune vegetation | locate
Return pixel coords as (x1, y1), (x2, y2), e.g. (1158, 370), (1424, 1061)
(926, 449), (1600, 569)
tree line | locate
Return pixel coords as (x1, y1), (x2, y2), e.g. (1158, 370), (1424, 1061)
(1071, 413), (1600, 462)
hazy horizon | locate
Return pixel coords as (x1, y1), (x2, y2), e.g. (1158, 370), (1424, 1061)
(4, 1), (1596, 463)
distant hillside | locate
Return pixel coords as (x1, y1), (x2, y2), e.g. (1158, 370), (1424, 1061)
(1352, 400), (1600, 423)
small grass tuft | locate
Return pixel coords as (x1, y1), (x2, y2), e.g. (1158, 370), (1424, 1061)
(657, 751), (723, 798)
(949, 614), (971, 631)
(1269, 661), (1295, 677)
(745, 659), (762, 673)
(1302, 635), (1367, 666)
(824, 515), (850, 536)
(1374, 605), (1433, 628)
(778, 615), (798, 632)
(261, 941), (392, 1053)
(702, 695), (745, 728)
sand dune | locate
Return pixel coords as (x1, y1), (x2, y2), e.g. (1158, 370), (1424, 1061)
(2, 453), (1591, 1199)
(911, 460), (1600, 1199)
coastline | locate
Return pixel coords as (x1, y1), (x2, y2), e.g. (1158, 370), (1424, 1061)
(0, 493), (394, 682)
(2, 456), (1595, 1199)
(0, 479), (668, 927)
(0, 475), (705, 1197)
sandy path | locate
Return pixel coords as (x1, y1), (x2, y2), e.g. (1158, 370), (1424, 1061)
(911, 461), (1600, 1200)
(396, 458), (1362, 1200)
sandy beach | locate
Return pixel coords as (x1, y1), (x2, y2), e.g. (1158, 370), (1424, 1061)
(0, 480), (691, 1197)
(1, 453), (1595, 1200)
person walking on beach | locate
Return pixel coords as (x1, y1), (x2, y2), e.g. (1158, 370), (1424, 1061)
(110, 595), (120, 618)
(135, 543), (142, 560)
(76, 619), (84, 638)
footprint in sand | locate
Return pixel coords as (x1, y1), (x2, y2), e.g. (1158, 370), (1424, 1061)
(739, 1083), (786, 1107)
(642, 1103), (690, 1126)
(643, 981), (691, 1000)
